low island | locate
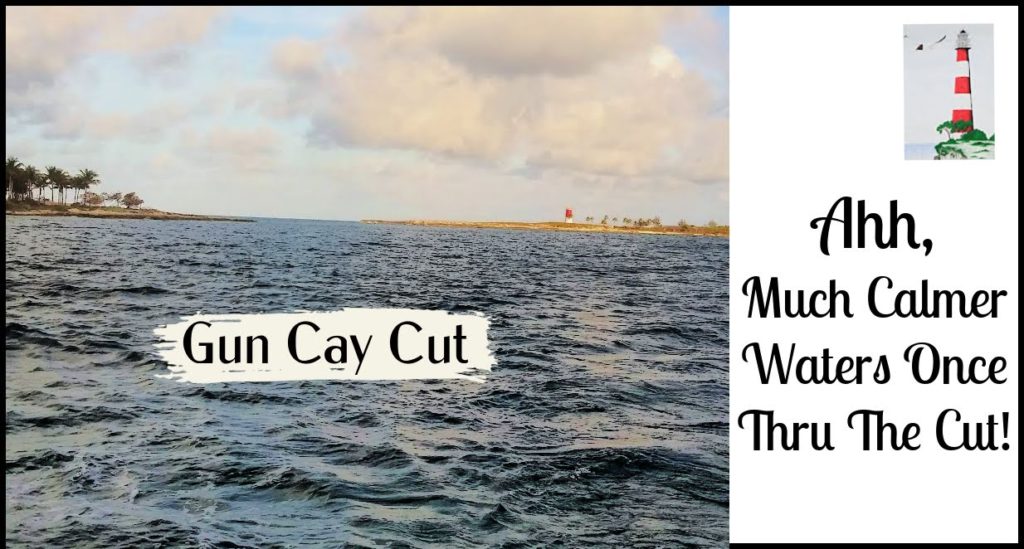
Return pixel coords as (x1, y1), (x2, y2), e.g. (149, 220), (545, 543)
(6, 201), (252, 222)
(933, 120), (995, 160)
(5, 157), (250, 222)
(362, 219), (729, 237)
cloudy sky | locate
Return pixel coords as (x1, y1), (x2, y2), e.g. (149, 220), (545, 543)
(6, 7), (729, 223)
(904, 24), (994, 145)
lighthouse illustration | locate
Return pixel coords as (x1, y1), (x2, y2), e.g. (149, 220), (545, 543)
(564, 207), (573, 224)
(904, 23), (993, 160)
(951, 29), (973, 134)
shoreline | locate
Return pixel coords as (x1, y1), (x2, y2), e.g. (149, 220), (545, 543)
(6, 204), (253, 222)
(362, 219), (728, 237)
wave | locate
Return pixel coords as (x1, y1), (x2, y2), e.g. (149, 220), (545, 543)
(6, 450), (75, 472)
(5, 216), (729, 547)
(7, 405), (139, 431)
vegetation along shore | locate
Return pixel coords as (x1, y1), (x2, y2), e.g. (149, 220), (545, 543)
(6, 202), (252, 222)
(5, 156), (250, 222)
(363, 219), (729, 237)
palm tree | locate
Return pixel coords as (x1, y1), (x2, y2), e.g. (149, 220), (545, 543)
(23, 165), (43, 201)
(69, 173), (87, 203)
(7, 160), (34, 200)
(6, 156), (24, 199)
(58, 169), (71, 204)
(55, 171), (65, 204)
(44, 166), (61, 202)
(75, 169), (99, 203)
(34, 171), (48, 200)
(46, 167), (71, 204)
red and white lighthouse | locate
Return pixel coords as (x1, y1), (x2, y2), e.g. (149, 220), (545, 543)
(564, 207), (573, 224)
(952, 29), (973, 133)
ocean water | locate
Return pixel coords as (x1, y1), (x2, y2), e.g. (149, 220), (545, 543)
(905, 143), (938, 160)
(5, 216), (729, 547)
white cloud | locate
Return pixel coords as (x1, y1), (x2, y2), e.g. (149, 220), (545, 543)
(37, 100), (192, 142)
(271, 38), (325, 79)
(342, 7), (682, 77)
(189, 126), (283, 173)
(5, 7), (122, 92)
(273, 6), (728, 184)
(100, 7), (225, 54)
(6, 7), (224, 91)
(5, 6), (226, 125)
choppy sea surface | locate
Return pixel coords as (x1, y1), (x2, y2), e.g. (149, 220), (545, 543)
(5, 216), (728, 547)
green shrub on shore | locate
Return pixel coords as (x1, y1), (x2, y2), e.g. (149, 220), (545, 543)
(960, 129), (989, 142)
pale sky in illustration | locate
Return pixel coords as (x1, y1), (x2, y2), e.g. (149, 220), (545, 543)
(6, 7), (729, 223)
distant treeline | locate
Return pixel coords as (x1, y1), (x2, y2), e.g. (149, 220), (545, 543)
(6, 156), (144, 208)
(581, 214), (724, 230)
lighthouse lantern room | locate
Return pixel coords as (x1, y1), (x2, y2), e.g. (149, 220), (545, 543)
(956, 28), (971, 50)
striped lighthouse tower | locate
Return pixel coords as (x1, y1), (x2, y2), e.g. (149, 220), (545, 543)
(952, 29), (973, 133)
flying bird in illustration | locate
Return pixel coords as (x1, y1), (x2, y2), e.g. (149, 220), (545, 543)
(913, 34), (947, 51)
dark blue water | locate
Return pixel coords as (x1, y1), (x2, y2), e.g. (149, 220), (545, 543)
(5, 216), (728, 547)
